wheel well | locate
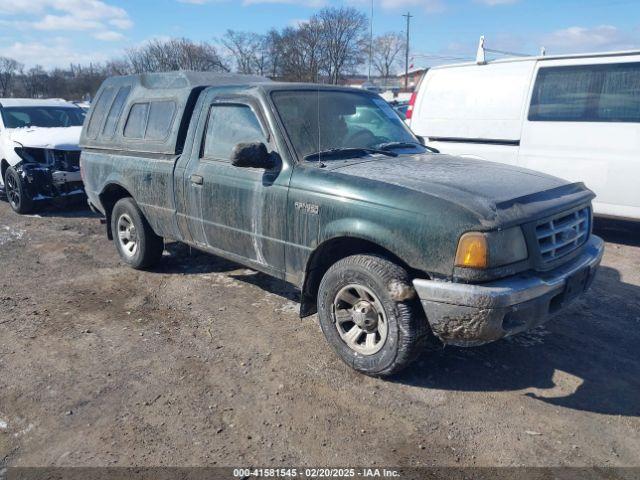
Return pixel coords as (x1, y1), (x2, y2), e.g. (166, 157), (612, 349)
(99, 184), (132, 240)
(300, 237), (417, 317)
(1, 160), (9, 183)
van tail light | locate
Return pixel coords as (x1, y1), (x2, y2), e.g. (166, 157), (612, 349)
(405, 91), (417, 121)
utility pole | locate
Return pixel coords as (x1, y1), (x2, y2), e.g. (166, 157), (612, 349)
(368, 0), (374, 82)
(403, 11), (412, 89)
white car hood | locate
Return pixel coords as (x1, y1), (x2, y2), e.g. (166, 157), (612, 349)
(8, 126), (82, 151)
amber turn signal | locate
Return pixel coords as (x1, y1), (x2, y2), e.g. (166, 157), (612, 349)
(455, 232), (489, 268)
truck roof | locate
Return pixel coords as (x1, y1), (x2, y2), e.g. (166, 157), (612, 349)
(431, 48), (640, 70)
(108, 71), (272, 90)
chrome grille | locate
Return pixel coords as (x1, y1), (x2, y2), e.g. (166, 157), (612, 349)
(536, 207), (590, 262)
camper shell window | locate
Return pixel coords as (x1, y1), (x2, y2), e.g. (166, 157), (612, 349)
(102, 86), (132, 137)
(86, 87), (117, 139)
(123, 101), (177, 141)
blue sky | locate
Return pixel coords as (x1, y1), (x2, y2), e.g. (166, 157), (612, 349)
(0, 0), (639, 70)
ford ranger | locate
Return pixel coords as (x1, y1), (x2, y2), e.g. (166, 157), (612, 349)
(79, 72), (604, 376)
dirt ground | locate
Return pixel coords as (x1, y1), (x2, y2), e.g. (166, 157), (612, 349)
(0, 200), (639, 470)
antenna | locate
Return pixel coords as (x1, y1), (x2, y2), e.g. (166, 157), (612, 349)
(540, 46), (546, 57)
(368, 0), (374, 82)
(317, 88), (321, 166)
(476, 36), (486, 65)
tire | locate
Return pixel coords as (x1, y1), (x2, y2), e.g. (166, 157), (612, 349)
(317, 254), (430, 377)
(4, 166), (34, 214)
(111, 197), (164, 269)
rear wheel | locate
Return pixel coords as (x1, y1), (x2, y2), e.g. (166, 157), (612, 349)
(317, 254), (429, 377)
(111, 197), (164, 269)
(5, 167), (34, 214)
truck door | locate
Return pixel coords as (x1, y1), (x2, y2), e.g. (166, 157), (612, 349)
(182, 90), (290, 277)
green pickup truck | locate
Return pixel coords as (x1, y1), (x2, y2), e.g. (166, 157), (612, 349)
(80, 72), (604, 376)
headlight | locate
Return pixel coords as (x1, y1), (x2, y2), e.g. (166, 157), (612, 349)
(14, 147), (50, 164)
(455, 227), (528, 269)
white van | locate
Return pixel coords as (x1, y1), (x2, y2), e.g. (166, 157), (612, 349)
(408, 50), (640, 221)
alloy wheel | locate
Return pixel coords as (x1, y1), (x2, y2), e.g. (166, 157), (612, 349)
(117, 213), (139, 258)
(332, 284), (388, 355)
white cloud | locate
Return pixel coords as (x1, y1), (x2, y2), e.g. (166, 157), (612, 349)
(473, 0), (519, 6)
(177, 0), (327, 5)
(540, 25), (639, 54)
(0, 39), (114, 68)
(33, 15), (103, 31)
(0, 0), (132, 41)
(347, 0), (445, 14)
(93, 30), (125, 41)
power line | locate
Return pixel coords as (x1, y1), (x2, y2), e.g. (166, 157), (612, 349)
(402, 11), (413, 89)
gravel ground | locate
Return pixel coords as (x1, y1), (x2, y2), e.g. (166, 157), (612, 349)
(0, 200), (639, 470)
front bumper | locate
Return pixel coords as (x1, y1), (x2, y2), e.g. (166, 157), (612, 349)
(413, 236), (604, 346)
(19, 164), (84, 201)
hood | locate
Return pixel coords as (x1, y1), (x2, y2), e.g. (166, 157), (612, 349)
(326, 154), (595, 225)
(8, 126), (82, 151)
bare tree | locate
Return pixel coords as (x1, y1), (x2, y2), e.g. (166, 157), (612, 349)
(0, 57), (23, 97)
(277, 17), (332, 83)
(22, 66), (49, 98)
(372, 33), (405, 80)
(315, 7), (368, 84)
(221, 30), (264, 74)
(127, 38), (228, 74)
(264, 29), (284, 78)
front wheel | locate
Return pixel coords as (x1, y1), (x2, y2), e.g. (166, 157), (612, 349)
(317, 254), (429, 377)
(4, 167), (34, 214)
(111, 197), (164, 270)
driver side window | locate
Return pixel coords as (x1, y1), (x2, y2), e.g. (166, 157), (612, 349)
(202, 104), (267, 162)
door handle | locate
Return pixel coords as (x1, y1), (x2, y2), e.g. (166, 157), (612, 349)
(190, 174), (204, 186)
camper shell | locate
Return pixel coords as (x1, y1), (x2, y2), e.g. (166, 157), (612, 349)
(80, 71), (271, 155)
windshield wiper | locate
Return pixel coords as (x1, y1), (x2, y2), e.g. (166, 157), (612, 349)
(376, 141), (439, 154)
(303, 147), (398, 162)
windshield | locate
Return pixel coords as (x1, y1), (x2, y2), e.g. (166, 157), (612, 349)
(1, 106), (85, 129)
(271, 90), (424, 161)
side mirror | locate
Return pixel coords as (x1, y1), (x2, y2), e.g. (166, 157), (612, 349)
(231, 142), (274, 169)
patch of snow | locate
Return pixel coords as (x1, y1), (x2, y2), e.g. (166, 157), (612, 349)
(14, 422), (34, 437)
(0, 419), (7, 430)
(0, 226), (25, 246)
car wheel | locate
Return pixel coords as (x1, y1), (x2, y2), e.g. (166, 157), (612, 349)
(111, 197), (164, 270)
(317, 254), (429, 377)
(4, 167), (34, 214)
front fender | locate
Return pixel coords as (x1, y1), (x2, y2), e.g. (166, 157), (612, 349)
(320, 217), (425, 269)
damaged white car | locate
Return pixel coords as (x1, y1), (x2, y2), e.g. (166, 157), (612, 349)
(0, 99), (86, 214)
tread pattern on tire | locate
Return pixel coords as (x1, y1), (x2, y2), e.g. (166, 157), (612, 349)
(5, 167), (34, 215)
(111, 197), (164, 270)
(318, 254), (432, 377)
